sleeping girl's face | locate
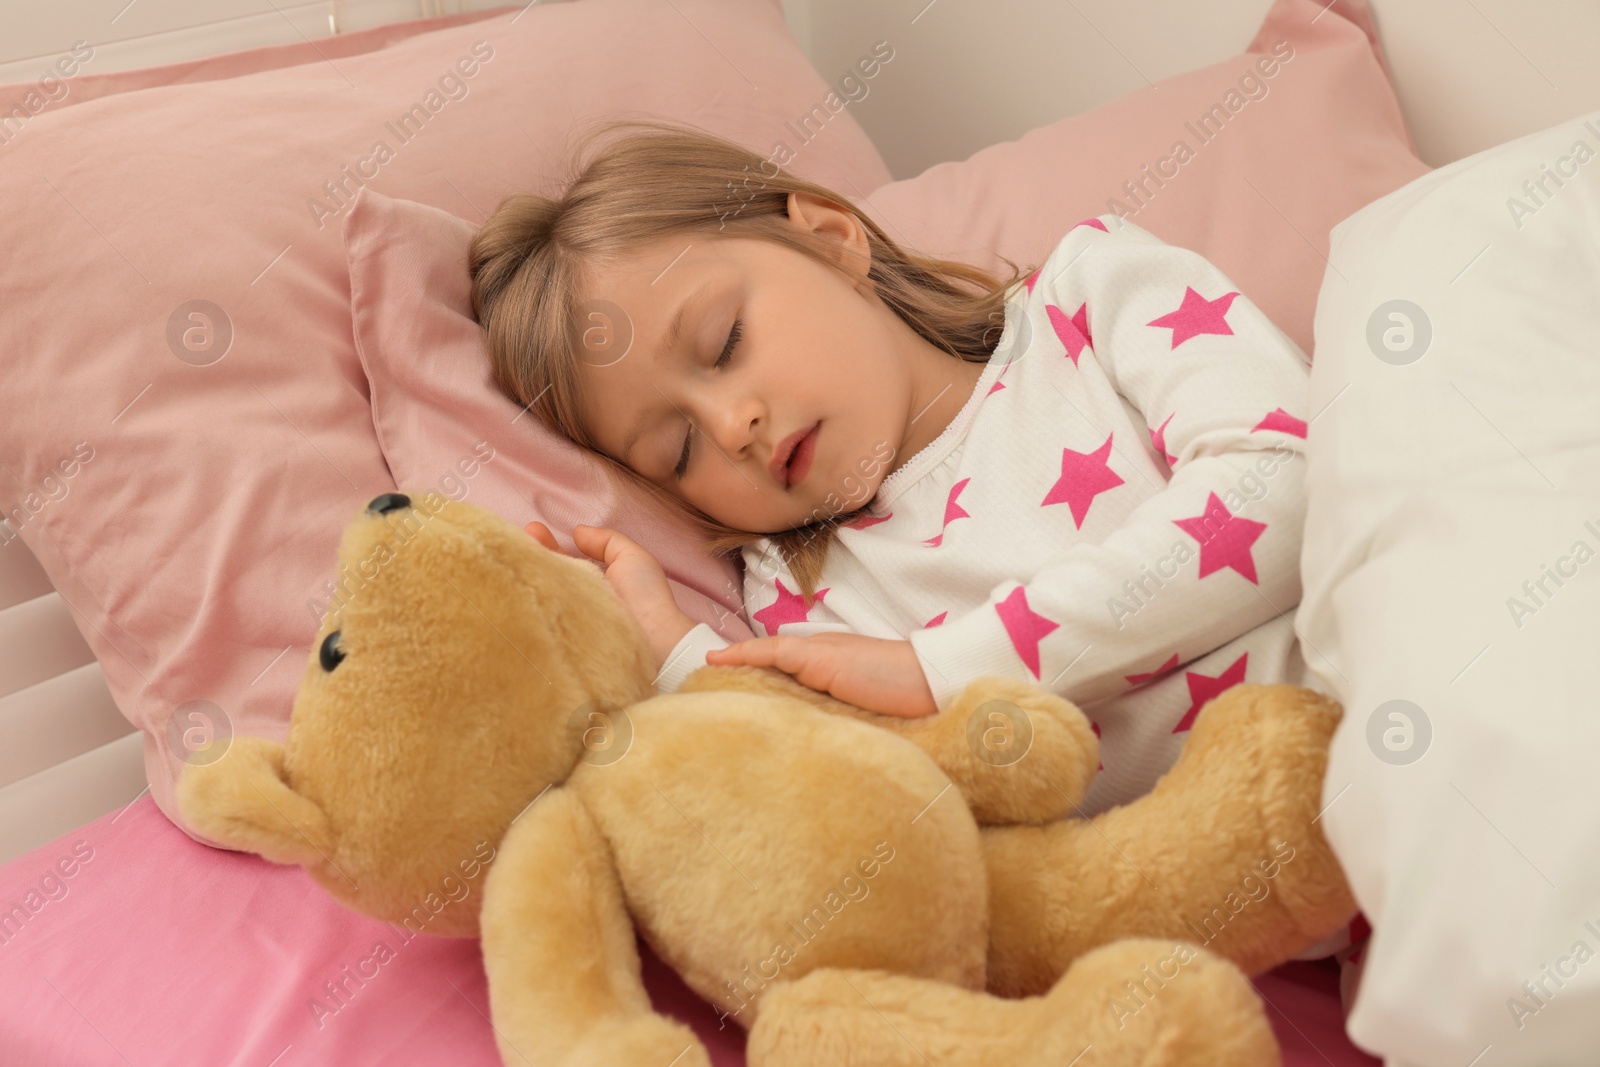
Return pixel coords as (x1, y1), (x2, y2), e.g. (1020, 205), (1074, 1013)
(572, 192), (983, 534)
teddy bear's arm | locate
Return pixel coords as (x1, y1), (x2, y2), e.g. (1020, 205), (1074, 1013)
(677, 666), (1098, 825)
(479, 786), (711, 1067)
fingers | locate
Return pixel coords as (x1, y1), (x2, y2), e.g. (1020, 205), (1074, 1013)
(524, 520), (562, 553)
(706, 637), (811, 677)
(572, 523), (624, 565)
(573, 524), (656, 570)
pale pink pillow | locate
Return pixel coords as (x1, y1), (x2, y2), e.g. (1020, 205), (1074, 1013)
(345, 188), (753, 639)
(0, 0), (889, 847)
(862, 0), (1429, 356)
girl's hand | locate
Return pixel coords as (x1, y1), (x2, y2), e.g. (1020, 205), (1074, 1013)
(704, 633), (939, 719)
(524, 521), (695, 669)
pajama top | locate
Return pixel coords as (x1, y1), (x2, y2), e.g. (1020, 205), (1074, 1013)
(655, 215), (1325, 814)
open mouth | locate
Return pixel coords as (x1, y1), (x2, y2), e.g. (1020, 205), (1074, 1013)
(783, 422), (820, 487)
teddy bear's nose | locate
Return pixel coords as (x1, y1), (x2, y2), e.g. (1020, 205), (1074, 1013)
(366, 492), (411, 515)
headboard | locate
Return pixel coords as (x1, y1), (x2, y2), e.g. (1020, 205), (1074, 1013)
(0, 537), (146, 863)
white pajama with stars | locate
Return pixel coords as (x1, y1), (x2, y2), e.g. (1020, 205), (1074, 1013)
(657, 215), (1330, 817)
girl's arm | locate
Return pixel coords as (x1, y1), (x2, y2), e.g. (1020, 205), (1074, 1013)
(526, 521), (725, 689)
(655, 621), (730, 693)
(656, 540), (860, 694)
(906, 215), (1312, 710)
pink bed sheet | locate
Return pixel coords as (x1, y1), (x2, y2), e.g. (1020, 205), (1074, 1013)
(0, 797), (1378, 1065)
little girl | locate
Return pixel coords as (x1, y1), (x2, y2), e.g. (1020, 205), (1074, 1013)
(470, 117), (1326, 815)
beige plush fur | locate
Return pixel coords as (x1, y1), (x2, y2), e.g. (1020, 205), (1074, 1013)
(176, 492), (1357, 1066)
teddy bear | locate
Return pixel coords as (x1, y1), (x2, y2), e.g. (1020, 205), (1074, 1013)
(177, 490), (1357, 1066)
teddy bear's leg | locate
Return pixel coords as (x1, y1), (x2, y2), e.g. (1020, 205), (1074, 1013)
(984, 683), (1359, 996)
(479, 786), (711, 1067)
(747, 938), (1279, 1067)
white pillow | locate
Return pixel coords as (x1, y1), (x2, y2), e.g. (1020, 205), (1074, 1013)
(1299, 109), (1600, 1065)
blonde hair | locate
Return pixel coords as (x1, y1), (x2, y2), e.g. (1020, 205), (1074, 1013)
(468, 117), (1033, 602)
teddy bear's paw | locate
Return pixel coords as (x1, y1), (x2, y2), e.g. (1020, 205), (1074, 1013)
(1045, 939), (1281, 1066)
(941, 675), (1099, 824)
(1188, 684), (1357, 954)
(546, 1014), (710, 1067)
(1139, 683), (1356, 971)
(749, 967), (1023, 1067)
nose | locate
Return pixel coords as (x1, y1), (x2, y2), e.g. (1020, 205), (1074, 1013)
(701, 386), (764, 458)
(367, 492), (411, 515)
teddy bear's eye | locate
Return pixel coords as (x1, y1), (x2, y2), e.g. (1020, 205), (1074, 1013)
(319, 630), (346, 672)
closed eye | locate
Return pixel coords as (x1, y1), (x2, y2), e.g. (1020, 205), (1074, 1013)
(674, 317), (743, 479)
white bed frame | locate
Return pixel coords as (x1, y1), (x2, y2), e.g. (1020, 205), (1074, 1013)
(3, 0), (1598, 865)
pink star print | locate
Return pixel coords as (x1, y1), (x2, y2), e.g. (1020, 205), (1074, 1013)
(843, 510), (892, 530)
(1071, 303), (1092, 346)
(1126, 652), (1181, 688)
(987, 380), (1007, 396)
(1150, 413), (1178, 467)
(1024, 268), (1042, 294)
(994, 586), (1058, 679)
(1172, 652), (1249, 733)
(1147, 287), (1240, 348)
(1041, 433), (1125, 528)
(1075, 218), (1109, 233)
(1173, 493), (1268, 584)
(925, 611), (948, 628)
(1253, 408), (1308, 439)
(752, 578), (828, 636)
(923, 477), (972, 547)
(1047, 302), (1092, 367)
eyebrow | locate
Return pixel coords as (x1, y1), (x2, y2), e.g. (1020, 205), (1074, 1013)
(619, 281), (712, 467)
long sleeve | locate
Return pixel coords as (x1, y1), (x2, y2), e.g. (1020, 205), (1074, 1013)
(654, 539), (859, 693)
(908, 216), (1312, 711)
(653, 622), (730, 694)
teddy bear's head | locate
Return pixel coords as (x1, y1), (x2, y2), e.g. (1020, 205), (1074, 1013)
(177, 490), (657, 936)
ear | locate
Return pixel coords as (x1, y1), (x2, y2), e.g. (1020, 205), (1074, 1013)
(175, 735), (335, 869)
(785, 190), (872, 284)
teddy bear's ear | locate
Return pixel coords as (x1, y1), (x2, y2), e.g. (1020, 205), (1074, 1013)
(176, 735), (335, 869)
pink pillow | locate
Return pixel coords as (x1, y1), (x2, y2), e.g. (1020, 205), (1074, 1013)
(0, 0), (890, 847)
(344, 188), (753, 639)
(862, 0), (1429, 356)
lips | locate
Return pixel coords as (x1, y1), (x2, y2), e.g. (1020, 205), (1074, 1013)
(770, 421), (820, 488)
